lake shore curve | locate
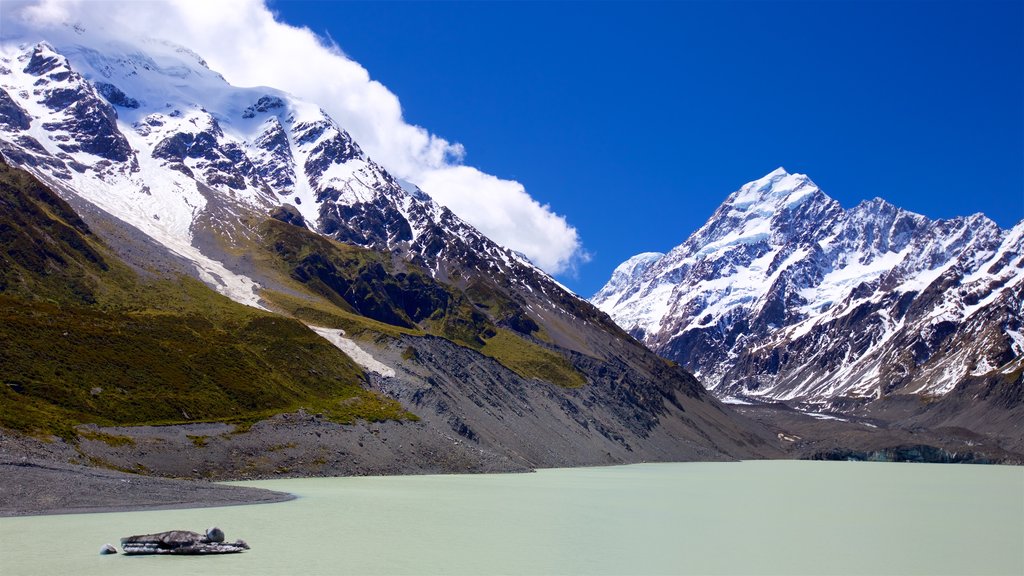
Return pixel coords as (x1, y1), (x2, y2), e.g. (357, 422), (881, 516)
(0, 459), (294, 517)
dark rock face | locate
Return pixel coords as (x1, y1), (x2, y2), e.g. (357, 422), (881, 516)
(0, 138), (72, 179)
(152, 132), (193, 161)
(292, 119), (331, 146)
(0, 88), (31, 131)
(19, 44), (132, 163)
(207, 142), (256, 189)
(93, 82), (140, 109)
(809, 445), (995, 464)
(152, 119), (260, 191)
(252, 117), (295, 191)
(270, 204), (306, 228)
(304, 130), (363, 187)
(242, 95), (285, 118)
(41, 98), (130, 162)
(22, 43), (66, 76)
(319, 196), (414, 247)
(280, 246), (448, 329)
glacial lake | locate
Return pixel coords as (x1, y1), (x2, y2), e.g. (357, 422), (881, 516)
(1, 461), (1021, 575)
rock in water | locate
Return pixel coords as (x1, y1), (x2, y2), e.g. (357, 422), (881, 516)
(206, 526), (225, 543)
(120, 529), (250, 555)
(99, 543), (117, 555)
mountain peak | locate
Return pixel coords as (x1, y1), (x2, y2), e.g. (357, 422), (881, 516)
(614, 252), (664, 274)
(727, 168), (822, 213)
(851, 196), (899, 216)
(669, 169), (837, 262)
(591, 251), (665, 309)
(23, 41), (70, 76)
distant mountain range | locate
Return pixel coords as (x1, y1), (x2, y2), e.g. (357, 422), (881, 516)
(593, 168), (1023, 444)
(0, 27), (779, 477)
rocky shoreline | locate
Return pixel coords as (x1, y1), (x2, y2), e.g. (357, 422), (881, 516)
(0, 415), (531, 518)
(4, 397), (1019, 518)
(0, 458), (294, 517)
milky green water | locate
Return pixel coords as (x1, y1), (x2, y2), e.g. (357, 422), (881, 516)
(1, 461), (1021, 575)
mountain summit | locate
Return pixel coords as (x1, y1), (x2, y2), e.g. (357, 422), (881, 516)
(593, 169), (1023, 426)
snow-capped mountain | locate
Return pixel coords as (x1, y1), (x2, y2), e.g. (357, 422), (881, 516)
(0, 30), (571, 317)
(0, 28), (631, 386)
(594, 168), (1024, 409)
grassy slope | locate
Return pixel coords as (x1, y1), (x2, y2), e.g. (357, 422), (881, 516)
(480, 330), (586, 388)
(0, 157), (583, 440)
(0, 161), (411, 438)
(254, 218), (587, 387)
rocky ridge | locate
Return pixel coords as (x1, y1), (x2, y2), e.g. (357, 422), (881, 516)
(594, 168), (1023, 421)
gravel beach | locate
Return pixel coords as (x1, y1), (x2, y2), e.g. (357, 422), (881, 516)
(0, 459), (294, 517)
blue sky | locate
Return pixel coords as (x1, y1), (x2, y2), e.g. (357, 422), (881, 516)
(270, 0), (1023, 296)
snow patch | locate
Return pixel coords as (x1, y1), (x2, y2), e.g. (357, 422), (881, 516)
(719, 396), (752, 405)
(307, 326), (396, 378)
(805, 412), (849, 422)
(1007, 329), (1024, 356)
(186, 247), (266, 310)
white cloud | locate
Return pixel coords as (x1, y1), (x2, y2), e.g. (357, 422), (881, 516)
(419, 166), (589, 274)
(1, 0), (586, 275)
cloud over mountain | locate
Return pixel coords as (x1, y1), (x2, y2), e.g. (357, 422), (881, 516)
(3, 0), (585, 274)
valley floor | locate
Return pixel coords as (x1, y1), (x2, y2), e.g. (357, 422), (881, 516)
(3, 398), (1020, 517)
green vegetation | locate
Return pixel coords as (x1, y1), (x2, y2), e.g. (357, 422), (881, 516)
(261, 288), (422, 340)
(75, 427), (135, 447)
(255, 219), (589, 388)
(0, 293), (416, 437)
(0, 157), (589, 442)
(480, 330), (587, 388)
(0, 161), (415, 438)
(81, 455), (147, 475)
(464, 280), (541, 337)
(258, 219), (497, 347)
(294, 392), (415, 424)
(187, 435), (209, 448)
(0, 158), (126, 306)
(266, 442), (297, 452)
